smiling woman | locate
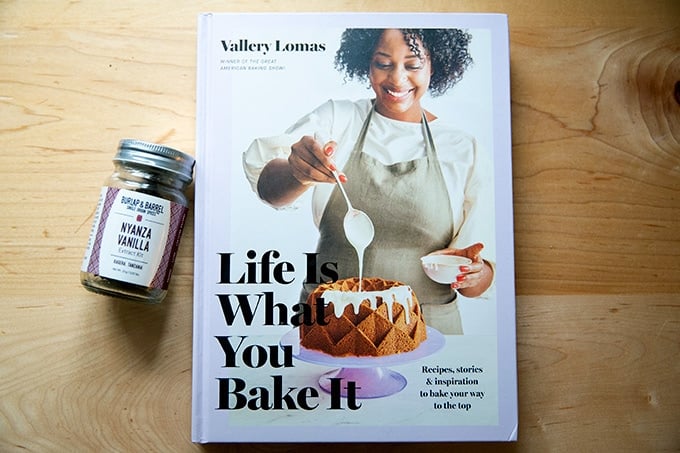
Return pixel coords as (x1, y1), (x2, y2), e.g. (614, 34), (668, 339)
(334, 28), (473, 97)
(244, 27), (495, 335)
(368, 29), (434, 122)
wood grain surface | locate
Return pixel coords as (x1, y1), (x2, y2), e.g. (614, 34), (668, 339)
(1, 1), (679, 451)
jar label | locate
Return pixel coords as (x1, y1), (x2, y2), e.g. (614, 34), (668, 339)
(81, 187), (188, 290)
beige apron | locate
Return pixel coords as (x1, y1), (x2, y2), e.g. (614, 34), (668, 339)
(304, 105), (463, 334)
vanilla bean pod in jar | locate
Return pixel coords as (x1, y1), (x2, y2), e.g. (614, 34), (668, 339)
(81, 139), (195, 303)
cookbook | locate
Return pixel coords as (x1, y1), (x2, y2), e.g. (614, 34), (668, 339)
(192, 12), (516, 443)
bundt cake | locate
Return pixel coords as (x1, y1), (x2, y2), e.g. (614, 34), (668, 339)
(300, 277), (427, 357)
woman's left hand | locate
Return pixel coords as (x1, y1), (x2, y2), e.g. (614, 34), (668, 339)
(428, 243), (493, 297)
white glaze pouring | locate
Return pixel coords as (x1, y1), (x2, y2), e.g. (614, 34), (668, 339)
(316, 132), (375, 291)
(330, 169), (375, 291)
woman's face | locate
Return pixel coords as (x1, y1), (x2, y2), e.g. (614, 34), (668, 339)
(369, 29), (432, 122)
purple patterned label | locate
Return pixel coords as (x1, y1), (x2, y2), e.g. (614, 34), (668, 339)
(151, 201), (189, 289)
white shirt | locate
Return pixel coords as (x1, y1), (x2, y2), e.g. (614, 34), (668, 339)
(243, 98), (496, 262)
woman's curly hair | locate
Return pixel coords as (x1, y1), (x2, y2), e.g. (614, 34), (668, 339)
(335, 28), (473, 97)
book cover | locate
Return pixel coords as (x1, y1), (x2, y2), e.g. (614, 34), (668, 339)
(192, 12), (516, 443)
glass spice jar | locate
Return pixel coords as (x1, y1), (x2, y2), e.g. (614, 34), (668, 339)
(81, 139), (195, 303)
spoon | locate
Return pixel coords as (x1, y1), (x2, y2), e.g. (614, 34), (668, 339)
(331, 169), (375, 291)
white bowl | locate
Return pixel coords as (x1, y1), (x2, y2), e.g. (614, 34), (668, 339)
(420, 255), (472, 284)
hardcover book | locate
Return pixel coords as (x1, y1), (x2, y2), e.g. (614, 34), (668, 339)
(192, 12), (516, 443)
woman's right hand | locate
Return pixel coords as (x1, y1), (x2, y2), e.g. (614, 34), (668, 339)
(257, 135), (344, 207)
(288, 135), (344, 186)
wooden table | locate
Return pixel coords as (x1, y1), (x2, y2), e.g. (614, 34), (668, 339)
(1, 1), (678, 451)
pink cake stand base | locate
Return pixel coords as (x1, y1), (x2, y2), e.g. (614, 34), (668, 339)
(281, 327), (445, 399)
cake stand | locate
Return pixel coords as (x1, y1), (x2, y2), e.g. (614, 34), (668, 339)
(280, 327), (445, 399)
